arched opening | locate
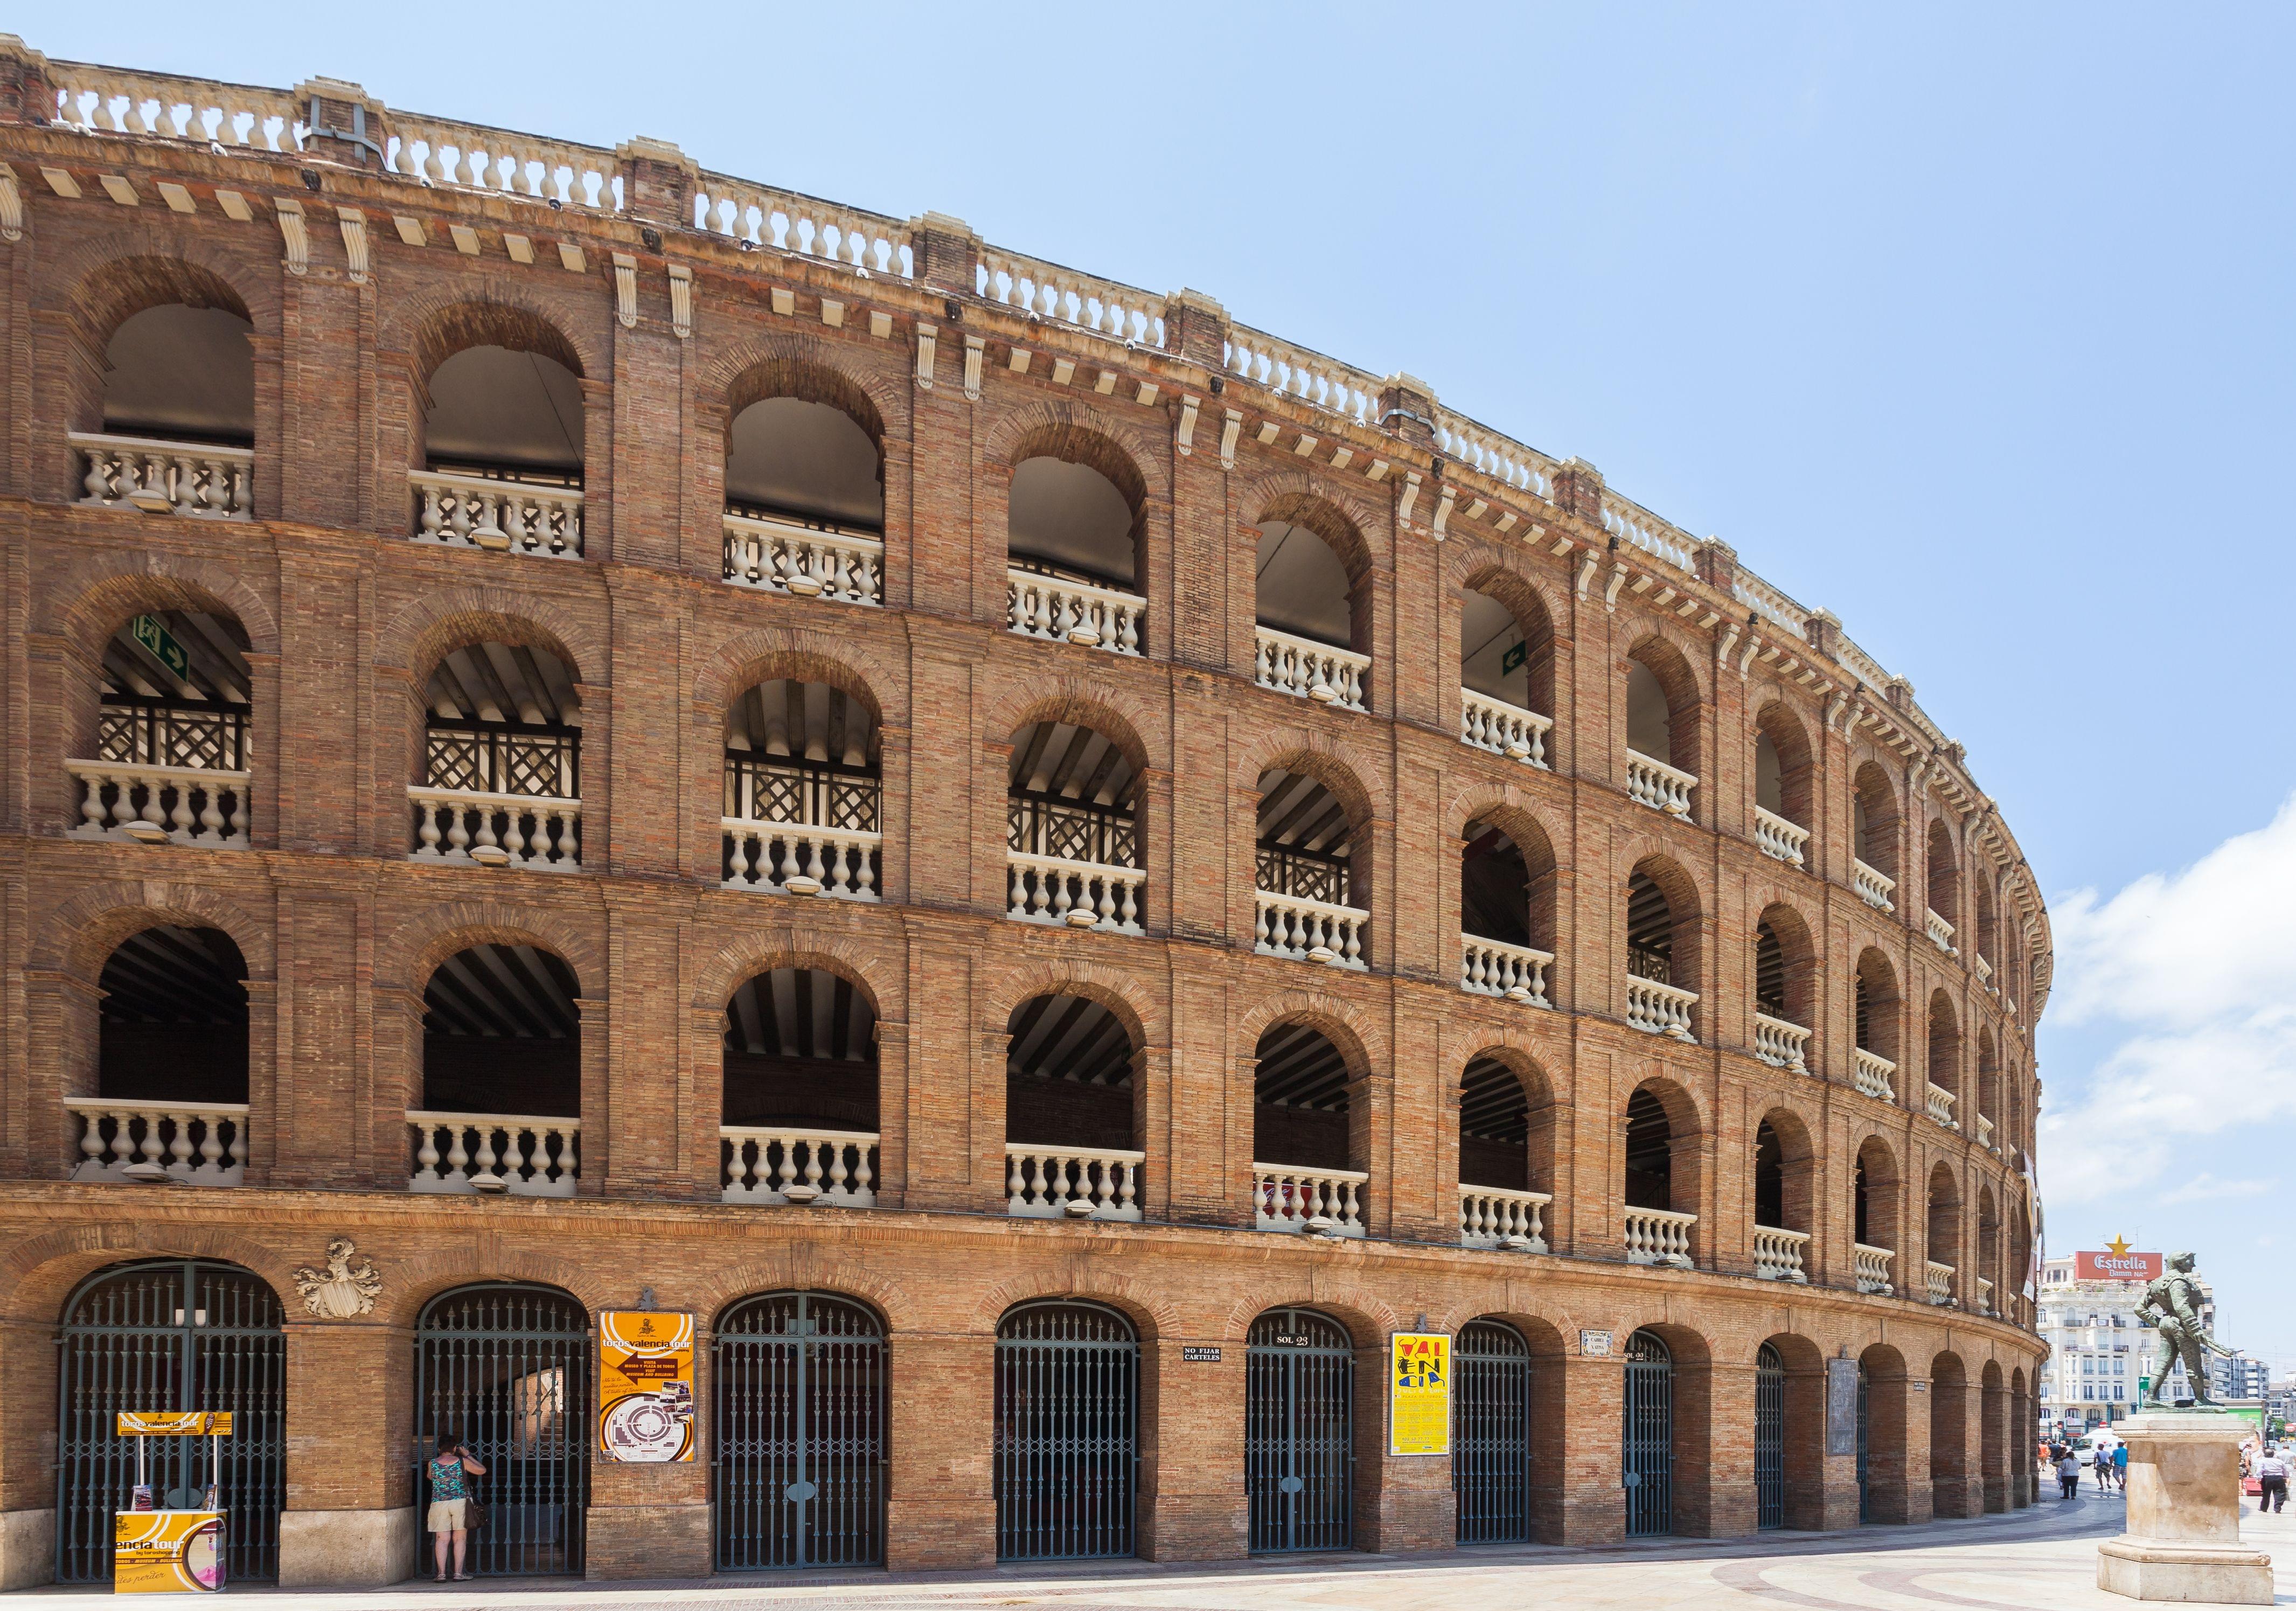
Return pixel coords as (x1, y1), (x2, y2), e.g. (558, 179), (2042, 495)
(413, 943), (582, 1196)
(1751, 705), (1813, 865)
(410, 310), (586, 556)
(55, 1260), (286, 1583)
(1247, 1307), (1355, 1553)
(1460, 815), (1555, 1004)
(1625, 859), (1700, 1039)
(412, 1283), (589, 1577)
(1853, 948), (1901, 1099)
(721, 967), (880, 1206)
(1007, 720), (1141, 933)
(1929, 1352), (1970, 1517)
(1252, 1023), (1363, 1236)
(1453, 1318), (1537, 1543)
(726, 396), (883, 531)
(1751, 1114), (1812, 1282)
(1976, 1186), (2001, 1316)
(1857, 1344), (1910, 1524)
(1852, 763), (1900, 908)
(1005, 992), (1141, 1220)
(1927, 990), (1961, 1128)
(1853, 1136), (1900, 1293)
(1973, 875), (1999, 975)
(1253, 516), (1366, 709)
(1255, 768), (1366, 968)
(1976, 1029), (2000, 1151)
(411, 639), (582, 869)
(994, 1301), (1138, 1560)
(1458, 578), (1554, 763)
(1979, 1361), (2006, 1512)
(722, 677), (882, 899)
(1752, 905), (1815, 1070)
(1458, 1056), (1553, 1250)
(1759, 1335), (1830, 1531)
(73, 925), (250, 1185)
(1623, 1328), (1675, 1536)
(1925, 1163), (1962, 1307)
(75, 277), (256, 517)
(712, 1291), (886, 1570)
(1756, 1341), (1787, 1530)
(1624, 639), (1700, 816)
(1926, 819), (1960, 944)
(73, 609), (254, 847)
(1006, 452), (1146, 654)
(1623, 1082), (1696, 1266)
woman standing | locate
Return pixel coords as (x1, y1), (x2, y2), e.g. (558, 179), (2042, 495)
(426, 1431), (488, 1582)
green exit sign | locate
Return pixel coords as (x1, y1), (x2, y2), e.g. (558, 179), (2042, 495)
(1500, 640), (1527, 674)
(130, 615), (190, 680)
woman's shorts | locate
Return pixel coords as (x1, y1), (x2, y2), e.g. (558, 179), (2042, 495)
(427, 1497), (467, 1532)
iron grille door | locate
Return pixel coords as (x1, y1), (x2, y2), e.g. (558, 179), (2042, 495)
(994, 1301), (1138, 1560)
(1856, 1366), (1871, 1523)
(1622, 1329), (1673, 1538)
(55, 1260), (286, 1584)
(713, 1291), (886, 1571)
(1247, 1308), (1354, 1553)
(1755, 1343), (1785, 1530)
(412, 1285), (589, 1578)
(1453, 1320), (1532, 1543)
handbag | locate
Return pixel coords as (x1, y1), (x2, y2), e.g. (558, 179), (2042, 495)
(2244, 1476), (2264, 1496)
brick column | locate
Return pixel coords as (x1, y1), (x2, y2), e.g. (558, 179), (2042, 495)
(1139, 1333), (1246, 1558)
(1553, 1348), (1625, 1544)
(277, 1318), (415, 1586)
(886, 1329), (995, 1566)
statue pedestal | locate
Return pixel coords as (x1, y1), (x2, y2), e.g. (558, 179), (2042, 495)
(2097, 1411), (2272, 1604)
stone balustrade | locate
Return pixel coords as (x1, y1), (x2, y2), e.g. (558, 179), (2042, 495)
(1925, 1259), (1955, 1306)
(721, 1127), (879, 1205)
(1753, 1012), (1811, 1073)
(1005, 1144), (1144, 1222)
(1853, 858), (1896, 911)
(67, 1100), (247, 1186)
(409, 469), (583, 557)
(1253, 625), (1367, 710)
(722, 515), (883, 606)
(407, 1110), (580, 1197)
(1974, 952), (1993, 984)
(1625, 975), (1697, 1040)
(1753, 1225), (1810, 1282)
(69, 760), (251, 848)
(72, 432), (252, 518)
(1926, 1082), (1958, 1128)
(1458, 689), (1551, 767)
(1754, 806), (1810, 867)
(1253, 1163), (1367, 1237)
(1254, 890), (1367, 970)
(1460, 935), (1552, 1005)
(1006, 851), (1144, 934)
(1977, 1113), (1996, 1150)
(46, 62), (303, 151)
(1925, 906), (1958, 955)
(1624, 1205), (1696, 1267)
(1458, 1185), (1550, 1251)
(724, 818), (880, 899)
(1854, 1048), (1898, 1101)
(1976, 1276), (1994, 1316)
(1005, 570), (1144, 655)
(1624, 749), (1695, 816)
(409, 786), (583, 870)
(1853, 1242), (1895, 1295)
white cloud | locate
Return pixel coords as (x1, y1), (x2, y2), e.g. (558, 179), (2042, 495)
(2160, 1173), (2272, 1205)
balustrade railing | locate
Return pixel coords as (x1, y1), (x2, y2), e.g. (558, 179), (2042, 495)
(1005, 568), (1144, 655)
(1925, 907), (1958, 955)
(1925, 1260), (1955, 1306)
(409, 468), (583, 557)
(1754, 806), (1809, 867)
(1010, 794), (1136, 869)
(99, 697), (246, 771)
(1459, 689), (1551, 767)
(727, 756), (879, 834)
(1976, 1113), (1996, 1151)
(1253, 626), (1367, 711)
(67, 1100), (247, 1186)
(1460, 936), (1552, 1005)
(722, 819), (879, 899)
(1925, 1082), (1958, 1129)
(426, 721), (579, 800)
(72, 433), (253, 518)
(387, 116), (617, 210)
(1853, 1048), (1897, 1100)
(1973, 952), (1993, 985)
(1624, 1205), (1696, 1267)
(406, 1110), (579, 1196)
(693, 176), (910, 272)
(1434, 408), (1559, 501)
(69, 761), (251, 847)
(1599, 492), (1701, 573)
(47, 63), (304, 150)
(1625, 749), (1695, 817)
(1754, 1226), (1811, 1283)
(1006, 851), (1144, 934)
(721, 1127), (878, 1205)
(1253, 890), (1367, 970)
(1753, 1012), (1811, 1073)
(722, 514), (883, 605)
(1253, 1163), (1368, 1237)
(1224, 326), (1382, 423)
(1853, 1242), (1895, 1295)
(978, 250), (1165, 344)
(1005, 1144), (1144, 1221)
(1625, 975), (1698, 1040)
(1976, 1276), (1994, 1316)
(1853, 858), (1896, 911)
(409, 787), (582, 869)
(1458, 1185), (1550, 1252)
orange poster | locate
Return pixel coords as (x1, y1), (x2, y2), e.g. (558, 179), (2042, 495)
(114, 1510), (226, 1593)
(597, 1310), (695, 1462)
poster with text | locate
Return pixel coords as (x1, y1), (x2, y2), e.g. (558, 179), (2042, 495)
(114, 1510), (226, 1594)
(1389, 1332), (1451, 1456)
(597, 1311), (695, 1462)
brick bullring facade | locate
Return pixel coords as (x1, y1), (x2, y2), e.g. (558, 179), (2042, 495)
(0, 39), (2050, 1588)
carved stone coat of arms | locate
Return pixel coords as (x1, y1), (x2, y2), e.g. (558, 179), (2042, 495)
(293, 1237), (383, 1318)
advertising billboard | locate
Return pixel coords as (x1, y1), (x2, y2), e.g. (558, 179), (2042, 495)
(113, 1511), (225, 1594)
(2076, 1247), (2161, 1281)
(1389, 1332), (1451, 1456)
(597, 1311), (696, 1462)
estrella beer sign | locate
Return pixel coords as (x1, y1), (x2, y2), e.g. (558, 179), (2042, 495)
(597, 1311), (695, 1462)
(1389, 1332), (1451, 1456)
(2076, 1237), (2160, 1282)
(114, 1511), (226, 1594)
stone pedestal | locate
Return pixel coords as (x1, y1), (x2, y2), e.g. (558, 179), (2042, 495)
(2097, 1411), (2272, 1604)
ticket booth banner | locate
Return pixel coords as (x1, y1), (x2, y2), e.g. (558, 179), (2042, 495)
(1389, 1331), (1452, 1456)
(597, 1310), (695, 1462)
(114, 1510), (226, 1594)
(117, 1412), (234, 1437)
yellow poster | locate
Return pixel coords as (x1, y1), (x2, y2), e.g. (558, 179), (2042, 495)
(597, 1310), (695, 1462)
(1389, 1332), (1451, 1456)
(116, 1412), (233, 1437)
(114, 1510), (226, 1593)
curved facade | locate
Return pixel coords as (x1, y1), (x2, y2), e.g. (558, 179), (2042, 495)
(0, 40), (2049, 1587)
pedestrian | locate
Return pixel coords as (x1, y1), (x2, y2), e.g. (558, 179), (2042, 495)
(426, 1431), (487, 1582)
(2259, 1445), (2291, 1516)
(2095, 1443), (2114, 1492)
(2112, 1441), (2129, 1492)
(2058, 1450), (2083, 1499)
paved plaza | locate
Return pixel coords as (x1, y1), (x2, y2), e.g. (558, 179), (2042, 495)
(8, 1492), (2291, 1610)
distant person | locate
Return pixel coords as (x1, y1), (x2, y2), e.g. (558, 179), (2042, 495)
(2259, 1445), (2290, 1515)
(2058, 1450), (2083, 1499)
(2095, 1444), (2114, 1491)
(427, 1431), (487, 1582)
(2112, 1441), (2128, 1491)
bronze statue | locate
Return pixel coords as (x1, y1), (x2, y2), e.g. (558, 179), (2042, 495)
(2134, 1251), (2235, 1407)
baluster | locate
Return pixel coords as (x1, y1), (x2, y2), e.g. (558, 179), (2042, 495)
(416, 1122), (442, 1183)
(445, 1124), (470, 1182)
(822, 1140), (851, 1198)
(1117, 874), (1137, 930)
(773, 1137), (800, 1199)
(852, 1142), (874, 1200)
(135, 780), (169, 838)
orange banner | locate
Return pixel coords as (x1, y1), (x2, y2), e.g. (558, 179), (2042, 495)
(116, 1412), (234, 1438)
(597, 1311), (695, 1462)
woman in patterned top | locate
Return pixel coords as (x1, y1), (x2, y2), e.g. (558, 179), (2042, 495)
(426, 1431), (487, 1581)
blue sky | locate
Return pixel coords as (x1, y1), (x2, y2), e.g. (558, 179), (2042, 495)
(28, 4), (2294, 1366)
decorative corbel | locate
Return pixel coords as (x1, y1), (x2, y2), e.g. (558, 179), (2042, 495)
(1737, 631), (1761, 677)
(611, 252), (638, 328)
(0, 165), (23, 242)
(1218, 407), (1242, 470)
(274, 198), (309, 275)
(1175, 393), (1201, 456)
(1824, 689), (1847, 733)
(335, 206), (368, 284)
(1716, 621), (1741, 668)
(1398, 470), (1423, 529)
(962, 334), (984, 401)
(1430, 482), (1456, 540)
(914, 322), (937, 390)
(1602, 562), (1629, 612)
(667, 264), (693, 338)
(1575, 548), (1600, 602)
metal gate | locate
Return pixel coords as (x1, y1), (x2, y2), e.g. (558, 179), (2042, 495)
(993, 1301), (1137, 1560)
(1453, 1318), (1532, 1543)
(412, 1284), (589, 1577)
(713, 1291), (885, 1570)
(55, 1259), (286, 1584)
(1755, 1342), (1785, 1530)
(1247, 1308), (1354, 1553)
(1856, 1364), (1871, 1523)
(1622, 1328), (1673, 1537)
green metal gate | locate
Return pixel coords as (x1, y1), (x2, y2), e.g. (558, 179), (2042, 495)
(1622, 1328), (1673, 1537)
(993, 1301), (1137, 1560)
(1453, 1318), (1532, 1543)
(1247, 1308), (1354, 1553)
(411, 1284), (589, 1577)
(55, 1259), (286, 1584)
(1856, 1364), (1871, 1523)
(713, 1291), (886, 1570)
(1755, 1342), (1785, 1530)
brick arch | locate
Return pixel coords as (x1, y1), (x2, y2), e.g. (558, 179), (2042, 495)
(1235, 729), (1382, 829)
(1623, 1070), (1707, 1142)
(33, 879), (274, 983)
(981, 400), (1163, 508)
(54, 231), (279, 351)
(375, 1252), (607, 1328)
(689, 934), (895, 1023)
(1755, 1101), (1820, 1165)
(694, 1265), (921, 1335)
(981, 959), (1161, 1051)
(1754, 896), (1820, 1027)
(984, 672), (1161, 779)
(375, 900), (607, 999)
(974, 1276), (1179, 1344)
(384, 282), (601, 387)
(1221, 1288), (1399, 1350)
(706, 340), (897, 448)
(1235, 989), (1387, 1077)
(1614, 1316), (1715, 1366)
(1751, 693), (1817, 825)
(1446, 785), (1559, 858)
(1434, 1304), (1571, 1357)
(374, 587), (600, 693)
(0, 1226), (299, 1329)
(1454, 554), (1561, 644)
(51, 550), (279, 658)
(1239, 474), (1381, 580)
(692, 629), (895, 731)
(1616, 836), (1707, 918)
(1455, 1041), (1555, 1110)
